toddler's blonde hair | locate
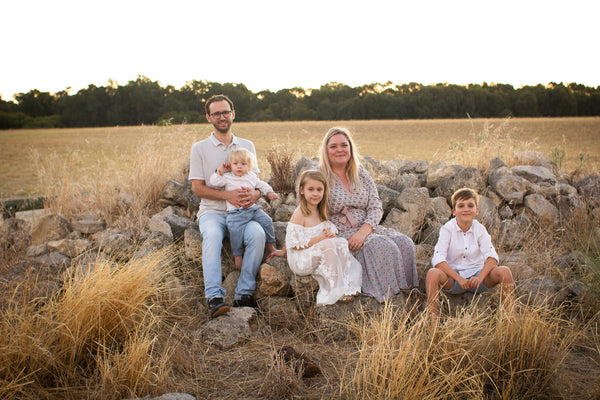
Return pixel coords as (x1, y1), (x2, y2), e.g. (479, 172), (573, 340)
(228, 148), (256, 170)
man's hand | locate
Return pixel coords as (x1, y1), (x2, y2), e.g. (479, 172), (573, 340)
(456, 276), (470, 290)
(466, 275), (483, 289)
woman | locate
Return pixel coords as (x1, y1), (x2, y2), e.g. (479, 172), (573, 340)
(319, 127), (418, 302)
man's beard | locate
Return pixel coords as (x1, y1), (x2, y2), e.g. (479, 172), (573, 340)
(213, 120), (231, 134)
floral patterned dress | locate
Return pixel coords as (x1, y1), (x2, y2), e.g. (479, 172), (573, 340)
(286, 220), (362, 305)
(327, 167), (418, 302)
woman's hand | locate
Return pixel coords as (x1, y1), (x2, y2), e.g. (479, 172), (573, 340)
(348, 224), (372, 252)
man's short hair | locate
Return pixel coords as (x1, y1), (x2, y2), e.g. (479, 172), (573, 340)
(205, 94), (234, 115)
(451, 187), (480, 209)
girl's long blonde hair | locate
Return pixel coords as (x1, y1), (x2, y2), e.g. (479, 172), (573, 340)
(319, 127), (361, 188)
(297, 170), (329, 222)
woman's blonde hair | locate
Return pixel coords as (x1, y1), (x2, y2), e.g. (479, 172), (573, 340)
(228, 148), (255, 170)
(297, 170), (329, 222)
(319, 127), (361, 188)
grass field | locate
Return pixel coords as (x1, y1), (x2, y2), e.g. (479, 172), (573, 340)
(1, 117), (599, 198)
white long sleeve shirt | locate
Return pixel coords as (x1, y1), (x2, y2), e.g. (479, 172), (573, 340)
(209, 171), (274, 211)
(431, 218), (499, 278)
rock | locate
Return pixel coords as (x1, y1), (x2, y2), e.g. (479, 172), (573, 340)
(294, 157), (319, 182)
(476, 195), (500, 229)
(386, 173), (420, 193)
(433, 167), (485, 200)
(133, 232), (172, 259)
(426, 161), (463, 189)
(258, 261), (291, 297)
(378, 185), (401, 215)
(511, 165), (557, 186)
(184, 228), (203, 260)
(574, 175), (600, 206)
(197, 307), (258, 349)
(273, 221), (287, 249)
(498, 205), (513, 220)
(46, 238), (91, 258)
(490, 174), (530, 205)
(92, 229), (135, 261)
(273, 204), (295, 222)
(222, 270), (241, 304)
(162, 179), (188, 206)
(26, 243), (48, 257)
(524, 194), (559, 225)
(488, 157), (507, 172)
(498, 213), (531, 250)
(149, 214), (173, 240)
(427, 197), (452, 224)
(30, 214), (70, 245)
(70, 218), (106, 234)
(164, 214), (194, 241)
(32, 251), (70, 269)
(517, 276), (563, 306)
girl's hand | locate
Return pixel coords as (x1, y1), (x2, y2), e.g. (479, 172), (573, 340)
(322, 228), (336, 238)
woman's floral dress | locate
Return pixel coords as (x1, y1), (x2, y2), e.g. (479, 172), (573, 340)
(286, 220), (362, 305)
(327, 167), (418, 302)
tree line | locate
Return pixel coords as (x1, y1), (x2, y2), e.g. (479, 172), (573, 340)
(1, 76), (599, 129)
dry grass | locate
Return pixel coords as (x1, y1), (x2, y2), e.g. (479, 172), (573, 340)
(2, 117), (599, 198)
(265, 143), (297, 194)
(344, 302), (575, 400)
(0, 247), (182, 399)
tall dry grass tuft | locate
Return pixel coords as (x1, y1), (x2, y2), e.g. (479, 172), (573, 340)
(0, 247), (180, 399)
(344, 302), (575, 399)
(444, 117), (537, 171)
(265, 144), (297, 194)
(259, 349), (304, 400)
(31, 125), (191, 234)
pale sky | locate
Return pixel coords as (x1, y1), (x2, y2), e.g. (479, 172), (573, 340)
(1, 0), (598, 101)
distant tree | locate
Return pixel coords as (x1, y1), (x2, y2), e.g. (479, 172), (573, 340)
(15, 90), (57, 117)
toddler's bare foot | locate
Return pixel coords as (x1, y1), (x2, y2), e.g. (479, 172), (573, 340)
(267, 248), (286, 259)
(234, 255), (243, 270)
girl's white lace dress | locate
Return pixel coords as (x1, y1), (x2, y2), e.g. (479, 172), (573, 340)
(286, 221), (362, 305)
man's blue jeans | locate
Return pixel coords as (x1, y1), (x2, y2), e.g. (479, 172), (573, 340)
(198, 212), (265, 301)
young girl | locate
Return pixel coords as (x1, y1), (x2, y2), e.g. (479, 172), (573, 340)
(285, 170), (362, 305)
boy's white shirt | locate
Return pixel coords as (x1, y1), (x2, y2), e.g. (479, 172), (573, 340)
(431, 218), (499, 278)
(209, 171), (273, 211)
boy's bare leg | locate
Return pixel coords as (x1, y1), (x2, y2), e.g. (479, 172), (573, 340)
(266, 242), (285, 259)
(426, 268), (451, 329)
(234, 255), (243, 270)
(483, 266), (515, 310)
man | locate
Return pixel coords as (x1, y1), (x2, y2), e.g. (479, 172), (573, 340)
(189, 94), (266, 318)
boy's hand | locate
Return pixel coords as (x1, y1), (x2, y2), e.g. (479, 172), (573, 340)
(467, 275), (483, 289)
(456, 276), (470, 290)
(267, 192), (278, 201)
(217, 162), (230, 175)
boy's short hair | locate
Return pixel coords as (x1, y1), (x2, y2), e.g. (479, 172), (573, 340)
(451, 187), (480, 209)
(228, 148), (255, 170)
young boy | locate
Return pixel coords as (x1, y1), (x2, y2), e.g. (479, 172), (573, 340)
(426, 187), (514, 325)
(209, 148), (284, 269)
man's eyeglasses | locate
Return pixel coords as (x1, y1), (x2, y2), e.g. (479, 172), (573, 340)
(210, 110), (233, 118)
